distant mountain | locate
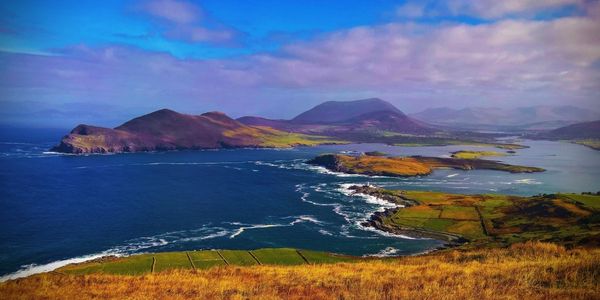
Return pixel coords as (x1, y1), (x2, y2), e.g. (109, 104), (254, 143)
(51, 109), (332, 154)
(410, 106), (600, 130)
(291, 98), (403, 124)
(238, 98), (433, 135)
(534, 120), (600, 140)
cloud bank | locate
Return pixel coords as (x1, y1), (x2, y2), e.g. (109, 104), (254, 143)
(0, 0), (599, 126)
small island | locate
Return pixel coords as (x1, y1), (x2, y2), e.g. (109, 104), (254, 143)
(307, 153), (544, 177)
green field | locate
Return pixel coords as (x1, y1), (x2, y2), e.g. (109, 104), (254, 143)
(187, 250), (227, 269)
(57, 249), (358, 275)
(450, 150), (507, 159)
(153, 252), (193, 272)
(562, 193), (600, 209)
(219, 250), (259, 266)
(61, 254), (155, 275)
(251, 248), (307, 265)
(361, 186), (600, 248)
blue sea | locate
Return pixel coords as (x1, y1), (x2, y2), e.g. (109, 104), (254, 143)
(1, 128), (599, 280)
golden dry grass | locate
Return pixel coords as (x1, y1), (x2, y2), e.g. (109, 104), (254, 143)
(337, 155), (432, 176)
(2, 242), (598, 300)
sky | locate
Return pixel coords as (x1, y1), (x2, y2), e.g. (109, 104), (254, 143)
(0, 0), (599, 128)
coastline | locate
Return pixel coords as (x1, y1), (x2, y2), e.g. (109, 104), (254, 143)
(351, 185), (468, 250)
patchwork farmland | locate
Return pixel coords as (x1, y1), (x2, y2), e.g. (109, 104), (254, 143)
(57, 249), (356, 275)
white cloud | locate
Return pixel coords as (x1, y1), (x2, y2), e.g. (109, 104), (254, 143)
(2, 4), (599, 124)
(142, 0), (240, 45)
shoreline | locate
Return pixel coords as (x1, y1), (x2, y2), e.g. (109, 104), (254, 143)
(350, 185), (469, 250)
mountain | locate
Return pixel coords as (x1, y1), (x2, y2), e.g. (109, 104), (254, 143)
(291, 98), (403, 124)
(238, 98), (433, 135)
(51, 109), (334, 154)
(534, 120), (600, 140)
(410, 106), (600, 130)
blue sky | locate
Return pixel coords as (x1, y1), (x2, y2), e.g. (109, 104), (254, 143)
(1, 0), (408, 58)
(0, 0), (598, 127)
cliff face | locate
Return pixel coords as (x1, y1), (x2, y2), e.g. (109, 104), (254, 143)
(51, 109), (306, 154)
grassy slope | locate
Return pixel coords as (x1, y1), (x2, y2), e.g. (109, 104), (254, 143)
(2, 242), (598, 299)
(376, 189), (600, 248)
(224, 125), (347, 148)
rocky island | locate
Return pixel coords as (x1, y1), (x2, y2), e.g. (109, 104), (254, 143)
(307, 153), (545, 177)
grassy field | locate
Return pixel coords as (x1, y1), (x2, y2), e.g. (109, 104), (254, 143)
(451, 150), (507, 159)
(367, 187), (600, 248)
(55, 249), (357, 276)
(2, 242), (598, 299)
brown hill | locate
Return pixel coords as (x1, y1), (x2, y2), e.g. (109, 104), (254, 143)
(51, 109), (338, 154)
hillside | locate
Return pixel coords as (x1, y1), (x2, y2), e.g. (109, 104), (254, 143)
(51, 109), (342, 154)
(537, 120), (600, 140)
(1, 242), (597, 299)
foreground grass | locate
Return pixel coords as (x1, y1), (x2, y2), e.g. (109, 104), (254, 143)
(1, 242), (598, 299)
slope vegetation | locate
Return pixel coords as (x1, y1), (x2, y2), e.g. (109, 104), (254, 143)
(1, 242), (598, 299)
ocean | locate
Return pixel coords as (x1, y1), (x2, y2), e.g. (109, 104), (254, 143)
(1, 128), (599, 280)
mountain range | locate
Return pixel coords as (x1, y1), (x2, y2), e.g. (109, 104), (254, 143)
(410, 106), (600, 130)
(238, 98), (433, 135)
(51, 109), (337, 154)
(51, 98), (599, 154)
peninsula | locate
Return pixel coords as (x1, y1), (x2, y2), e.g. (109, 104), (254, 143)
(51, 109), (342, 154)
(353, 185), (600, 249)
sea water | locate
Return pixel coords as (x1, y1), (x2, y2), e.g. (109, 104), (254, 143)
(1, 128), (599, 280)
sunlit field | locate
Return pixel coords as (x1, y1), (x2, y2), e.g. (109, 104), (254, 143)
(2, 242), (598, 299)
